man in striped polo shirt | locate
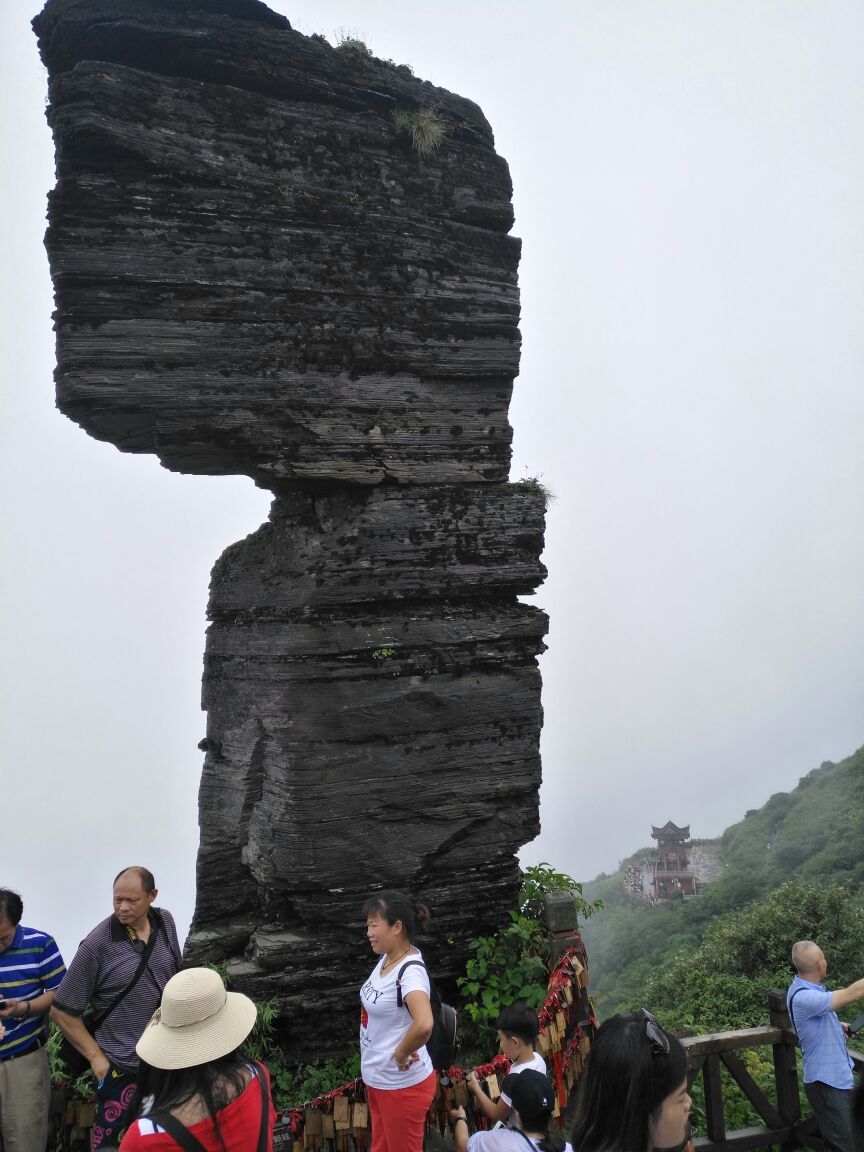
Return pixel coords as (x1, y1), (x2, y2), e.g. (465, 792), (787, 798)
(0, 887), (67, 1152)
(52, 867), (181, 1150)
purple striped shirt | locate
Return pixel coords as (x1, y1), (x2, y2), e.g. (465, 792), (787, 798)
(54, 908), (180, 1071)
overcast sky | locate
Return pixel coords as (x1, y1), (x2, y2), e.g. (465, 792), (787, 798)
(2, 1), (864, 966)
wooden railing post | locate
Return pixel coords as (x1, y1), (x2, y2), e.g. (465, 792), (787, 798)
(767, 988), (802, 1137)
(683, 1022), (806, 1152)
(703, 1053), (727, 1144)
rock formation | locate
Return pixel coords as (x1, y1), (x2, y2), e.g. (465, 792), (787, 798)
(34, 0), (548, 1055)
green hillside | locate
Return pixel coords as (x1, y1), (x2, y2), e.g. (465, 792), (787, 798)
(580, 744), (864, 1024)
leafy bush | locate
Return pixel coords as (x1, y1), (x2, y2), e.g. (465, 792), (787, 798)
(521, 861), (603, 922)
(458, 911), (548, 1028)
(286, 1053), (361, 1107)
(334, 36), (374, 65)
(232, 987), (360, 1109)
(47, 1021), (95, 1099)
(513, 475), (555, 504)
(688, 1046), (780, 1135)
(639, 880), (864, 1033)
(457, 862), (599, 1050)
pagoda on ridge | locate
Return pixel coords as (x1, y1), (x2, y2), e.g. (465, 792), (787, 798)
(650, 821), (697, 899)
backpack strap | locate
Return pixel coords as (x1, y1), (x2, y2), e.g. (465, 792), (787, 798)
(251, 1061), (271, 1152)
(147, 1065), (269, 1152)
(787, 987), (807, 1034)
(512, 1130), (539, 1150)
(395, 959), (428, 1008)
(152, 907), (183, 973)
(144, 1111), (208, 1152)
(90, 916), (162, 1031)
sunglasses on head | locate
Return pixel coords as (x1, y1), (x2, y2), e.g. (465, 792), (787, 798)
(637, 1008), (670, 1054)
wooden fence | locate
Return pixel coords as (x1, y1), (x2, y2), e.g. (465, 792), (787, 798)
(57, 975), (863, 1150)
(684, 988), (863, 1152)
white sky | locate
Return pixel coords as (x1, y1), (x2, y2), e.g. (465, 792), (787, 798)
(2, 1), (864, 966)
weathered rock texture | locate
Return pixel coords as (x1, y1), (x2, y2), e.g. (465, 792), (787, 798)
(35, 0), (548, 1055)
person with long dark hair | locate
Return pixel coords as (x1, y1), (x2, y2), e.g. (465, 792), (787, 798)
(570, 1010), (693, 1152)
(359, 891), (437, 1152)
(119, 968), (275, 1151)
(449, 1069), (571, 1151)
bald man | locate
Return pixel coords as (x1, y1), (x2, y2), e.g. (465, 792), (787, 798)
(52, 867), (181, 1151)
(787, 940), (864, 1152)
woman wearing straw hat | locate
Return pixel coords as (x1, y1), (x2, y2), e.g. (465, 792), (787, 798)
(119, 968), (275, 1151)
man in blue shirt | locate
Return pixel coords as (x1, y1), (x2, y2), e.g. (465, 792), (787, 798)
(787, 940), (864, 1152)
(0, 887), (67, 1152)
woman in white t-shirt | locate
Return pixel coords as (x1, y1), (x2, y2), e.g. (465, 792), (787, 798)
(359, 892), (437, 1152)
(450, 1070), (571, 1152)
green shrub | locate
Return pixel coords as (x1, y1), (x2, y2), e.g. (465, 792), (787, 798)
(47, 1021), (95, 1099)
(286, 1053), (361, 1107)
(514, 475), (555, 504)
(457, 862), (599, 1050)
(392, 108), (445, 157)
(521, 861), (603, 922)
(335, 36), (374, 65)
(639, 880), (864, 1033)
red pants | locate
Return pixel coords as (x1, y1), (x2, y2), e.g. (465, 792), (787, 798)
(366, 1071), (437, 1152)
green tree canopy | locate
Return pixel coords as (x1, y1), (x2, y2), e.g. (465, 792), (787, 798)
(640, 880), (864, 1032)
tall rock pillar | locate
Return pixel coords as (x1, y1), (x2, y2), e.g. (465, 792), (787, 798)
(34, 0), (548, 1053)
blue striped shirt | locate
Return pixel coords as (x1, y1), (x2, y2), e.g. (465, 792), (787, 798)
(0, 924), (66, 1058)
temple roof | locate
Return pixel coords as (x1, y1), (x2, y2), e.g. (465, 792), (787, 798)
(651, 821), (690, 839)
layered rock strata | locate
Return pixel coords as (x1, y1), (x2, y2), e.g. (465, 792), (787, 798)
(35, 0), (548, 1054)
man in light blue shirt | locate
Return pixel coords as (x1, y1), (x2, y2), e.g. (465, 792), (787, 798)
(787, 940), (864, 1152)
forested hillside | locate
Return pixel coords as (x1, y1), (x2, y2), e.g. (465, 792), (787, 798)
(580, 744), (864, 1025)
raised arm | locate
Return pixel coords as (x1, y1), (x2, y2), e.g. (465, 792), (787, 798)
(830, 977), (864, 1013)
(467, 1070), (511, 1123)
(449, 1106), (471, 1152)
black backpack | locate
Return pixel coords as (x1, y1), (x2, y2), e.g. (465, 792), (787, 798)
(396, 959), (458, 1071)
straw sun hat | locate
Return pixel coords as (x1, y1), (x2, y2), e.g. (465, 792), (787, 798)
(136, 968), (258, 1070)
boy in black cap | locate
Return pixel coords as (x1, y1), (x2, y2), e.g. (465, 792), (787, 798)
(449, 1069), (572, 1151)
